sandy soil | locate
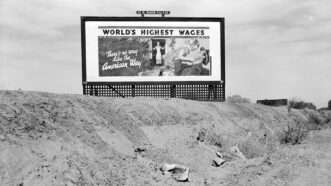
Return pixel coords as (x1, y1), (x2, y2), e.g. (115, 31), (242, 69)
(0, 90), (330, 186)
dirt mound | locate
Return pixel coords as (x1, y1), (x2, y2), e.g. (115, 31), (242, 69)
(0, 90), (330, 185)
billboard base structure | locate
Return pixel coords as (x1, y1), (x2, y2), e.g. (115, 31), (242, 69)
(83, 82), (225, 101)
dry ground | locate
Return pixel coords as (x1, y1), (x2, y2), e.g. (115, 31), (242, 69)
(0, 90), (330, 186)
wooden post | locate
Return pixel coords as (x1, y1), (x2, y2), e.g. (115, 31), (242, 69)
(213, 84), (217, 100)
(89, 85), (93, 96)
(83, 84), (86, 95)
(132, 84), (135, 97)
(170, 85), (176, 98)
(208, 84), (213, 100)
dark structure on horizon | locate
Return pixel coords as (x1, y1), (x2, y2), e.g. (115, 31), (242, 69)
(257, 99), (288, 106)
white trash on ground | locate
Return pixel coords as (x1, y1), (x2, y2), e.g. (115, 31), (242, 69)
(212, 157), (226, 167)
(160, 163), (189, 182)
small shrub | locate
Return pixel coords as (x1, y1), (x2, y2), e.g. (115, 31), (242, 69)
(320, 110), (331, 124)
(208, 133), (223, 149)
(197, 128), (223, 148)
(288, 98), (316, 110)
(305, 109), (325, 126)
(227, 95), (251, 104)
(280, 121), (306, 145)
(197, 128), (207, 142)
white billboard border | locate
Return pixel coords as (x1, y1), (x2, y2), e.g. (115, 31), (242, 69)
(81, 16), (225, 84)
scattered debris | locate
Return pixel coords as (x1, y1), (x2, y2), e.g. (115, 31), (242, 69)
(212, 152), (226, 167)
(161, 163), (176, 172)
(230, 144), (247, 160)
(197, 128), (207, 142)
(160, 163), (189, 182)
(216, 151), (223, 158)
(212, 157), (226, 167)
(263, 156), (272, 166)
(134, 147), (147, 153)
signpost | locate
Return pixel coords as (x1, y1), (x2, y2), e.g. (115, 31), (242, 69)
(81, 13), (225, 101)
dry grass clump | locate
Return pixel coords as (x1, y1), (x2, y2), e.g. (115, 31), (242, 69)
(303, 109), (326, 127)
(280, 125), (305, 145)
(280, 119), (307, 145)
(287, 98), (330, 129)
(319, 110), (331, 126)
(197, 128), (268, 159)
(197, 128), (223, 149)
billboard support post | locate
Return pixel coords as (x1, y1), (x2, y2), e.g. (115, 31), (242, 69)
(132, 84), (135, 97)
(170, 85), (176, 98)
(208, 84), (213, 100)
(81, 16), (225, 101)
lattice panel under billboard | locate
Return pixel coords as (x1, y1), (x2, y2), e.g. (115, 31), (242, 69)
(135, 84), (171, 97)
(83, 83), (225, 101)
(176, 84), (224, 100)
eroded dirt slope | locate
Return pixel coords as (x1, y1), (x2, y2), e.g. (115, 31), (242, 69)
(0, 90), (330, 186)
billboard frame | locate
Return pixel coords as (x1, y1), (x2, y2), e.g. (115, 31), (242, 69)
(81, 16), (225, 101)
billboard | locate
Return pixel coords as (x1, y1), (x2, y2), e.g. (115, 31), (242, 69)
(81, 17), (224, 83)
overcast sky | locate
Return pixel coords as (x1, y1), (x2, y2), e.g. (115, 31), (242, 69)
(0, 0), (330, 107)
